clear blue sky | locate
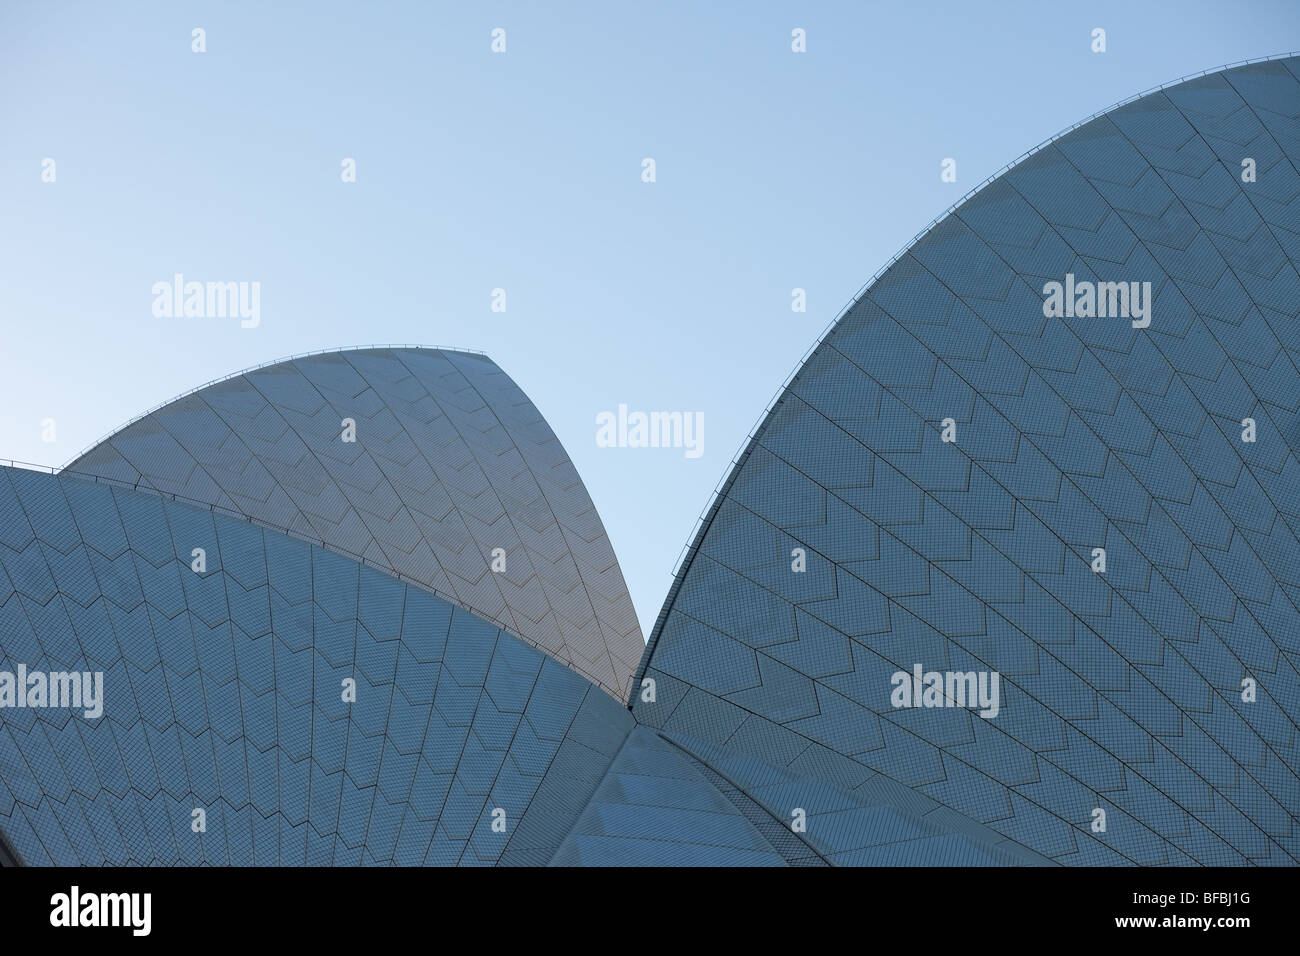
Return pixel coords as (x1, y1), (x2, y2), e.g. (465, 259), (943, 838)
(2, 1), (1298, 637)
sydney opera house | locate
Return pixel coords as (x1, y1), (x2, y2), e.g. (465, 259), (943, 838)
(2, 55), (1299, 866)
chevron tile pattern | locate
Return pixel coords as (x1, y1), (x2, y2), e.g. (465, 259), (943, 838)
(0, 466), (633, 866)
(66, 348), (644, 700)
(633, 56), (1300, 867)
(3, 58), (1298, 868)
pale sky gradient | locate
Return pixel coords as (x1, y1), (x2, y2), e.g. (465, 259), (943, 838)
(2, 1), (1298, 637)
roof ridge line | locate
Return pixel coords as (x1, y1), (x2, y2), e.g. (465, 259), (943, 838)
(62, 344), (490, 468)
(0, 460), (624, 700)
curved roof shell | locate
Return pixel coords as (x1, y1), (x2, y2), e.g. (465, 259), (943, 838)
(0, 465), (632, 865)
(634, 56), (1300, 865)
(66, 347), (643, 701)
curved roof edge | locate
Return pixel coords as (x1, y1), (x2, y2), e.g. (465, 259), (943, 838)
(639, 49), (1300, 690)
(3, 457), (623, 699)
(61, 344), (488, 469)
